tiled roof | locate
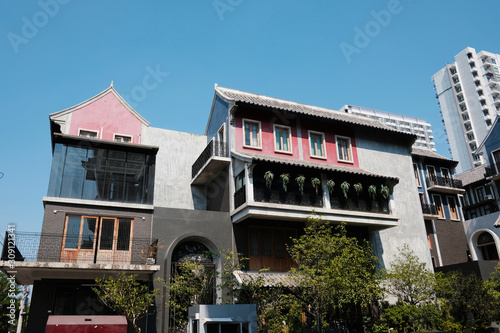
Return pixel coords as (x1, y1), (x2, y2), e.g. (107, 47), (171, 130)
(411, 147), (458, 166)
(233, 270), (297, 287)
(231, 150), (399, 182)
(215, 86), (416, 140)
(454, 165), (487, 186)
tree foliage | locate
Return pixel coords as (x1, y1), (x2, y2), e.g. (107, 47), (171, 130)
(288, 217), (382, 332)
(0, 272), (21, 331)
(93, 273), (158, 333)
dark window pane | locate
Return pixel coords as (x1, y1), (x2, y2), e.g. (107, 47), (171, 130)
(80, 217), (96, 250)
(117, 220), (131, 251)
(274, 230), (285, 258)
(64, 216), (81, 249)
(262, 230), (272, 256)
(99, 219), (115, 250)
(60, 146), (87, 198)
(249, 229), (259, 256)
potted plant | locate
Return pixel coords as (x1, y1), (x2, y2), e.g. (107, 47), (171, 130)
(340, 181), (350, 199)
(311, 177), (321, 194)
(368, 185), (377, 201)
(353, 183), (363, 196)
(296, 174), (305, 195)
(381, 185), (390, 199)
(326, 179), (335, 194)
(280, 173), (290, 192)
(264, 171), (274, 189)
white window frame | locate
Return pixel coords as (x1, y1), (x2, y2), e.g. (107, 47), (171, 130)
(79, 129), (99, 139)
(114, 134), (133, 143)
(413, 163), (421, 187)
(336, 135), (353, 163)
(308, 130), (326, 159)
(447, 196), (459, 221)
(242, 118), (262, 150)
(432, 194), (445, 219)
(273, 124), (292, 154)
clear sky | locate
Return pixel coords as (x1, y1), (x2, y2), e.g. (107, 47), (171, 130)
(1, 0), (499, 234)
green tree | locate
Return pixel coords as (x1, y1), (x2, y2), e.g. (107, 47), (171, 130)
(93, 273), (158, 333)
(0, 272), (21, 332)
(288, 217), (382, 332)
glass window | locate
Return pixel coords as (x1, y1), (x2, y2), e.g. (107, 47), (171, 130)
(117, 219), (131, 251)
(433, 195), (444, 218)
(47, 143), (155, 204)
(309, 131), (325, 158)
(114, 135), (132, 143)
(80, 217), (97, 250)
(243, 119), (261, 149)
(448, 196), (459, 220)
(274, 125), (291, 153)
(336, 136), (353, 162)
(64, 216), (82, 249)
(79, 130), (97, 138)
(413, 163), (421, 187)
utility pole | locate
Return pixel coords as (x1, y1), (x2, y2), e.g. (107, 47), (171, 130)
(16, 285), (29, 333)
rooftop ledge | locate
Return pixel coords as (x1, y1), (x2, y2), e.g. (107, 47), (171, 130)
(43, 197), (154, 211)
(231, 201), (399, 231)
(0, 260), (160, 285)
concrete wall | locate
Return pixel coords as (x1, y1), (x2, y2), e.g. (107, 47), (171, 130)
(151, 207), (232, 333)
(434, 218), (469, 265)
(355, 128), (432, 270)
(463, 211), (500, 260)
(142, 127), (208, 210)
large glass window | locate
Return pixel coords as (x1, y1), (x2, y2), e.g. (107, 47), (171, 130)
(274, 125), (291, 153)
(309, 131), (325, 158)
(243, 119), (261, 149)
(336, 136), (353, 162)
(48, 143), (155, 204)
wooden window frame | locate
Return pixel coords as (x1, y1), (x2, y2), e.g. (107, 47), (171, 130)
(114, 134), (133, 143)
(273, 124), (292, 154)
(242, 119), (262, 150)
(336, 135), (353, 163)
(308, 130), (326, 159)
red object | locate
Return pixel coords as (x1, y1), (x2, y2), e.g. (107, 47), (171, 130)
(45, 315), (128, 333)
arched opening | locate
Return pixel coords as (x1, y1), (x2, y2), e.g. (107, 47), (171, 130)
(477, 232), (499, 260)
(169, 240), (216, 330)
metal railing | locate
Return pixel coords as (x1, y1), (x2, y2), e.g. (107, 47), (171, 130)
(234, 186), (246, 209)
(192, 140), (228, 178)
(1, 232), (157, 265)
(426, 176), (463, 189)
(421, 204), (438, 216)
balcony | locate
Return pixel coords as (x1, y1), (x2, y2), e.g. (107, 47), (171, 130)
(0, 232), (159, 285)
(231, 158), (399, 231)
(426, 176), (465, 194)
(485, 163), (500, 180)
(421, 204), (440, 220)
(191, 140), (230, 186)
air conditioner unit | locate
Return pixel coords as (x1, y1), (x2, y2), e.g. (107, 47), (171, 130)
(485, 194), (494, 200)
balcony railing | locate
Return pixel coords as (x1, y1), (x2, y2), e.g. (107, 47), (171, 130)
(254, 188), (324, 208)
(1, 232), (157, 265)
(485, 163), (500, 178)
(421, 204), (438, 216)
(426, 176), (463, 189)
(192, 140), (227, 178)
(234, 186), (246, 209)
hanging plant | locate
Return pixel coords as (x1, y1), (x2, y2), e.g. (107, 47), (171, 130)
(368, 185), (377, 201)
(296, 174), (306, 195)
(353, 183), (363, 196)
(280, 173), (290, 192)
(311, 177), (321, 194)
(340, 181), (350, 199)
(381, 185), (390, 199)
(326, 179), (335, 194)
(264, 171), (274, 189)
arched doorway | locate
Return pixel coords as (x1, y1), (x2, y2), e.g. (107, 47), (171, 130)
(169, 240), (216, 330)
(477, 232), (499, 260)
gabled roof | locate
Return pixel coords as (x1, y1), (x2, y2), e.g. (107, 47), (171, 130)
(454, 165), (487, 186)
(411, 147), (458, 167)
(232, 150), (399, 183)
(50, 84), (150, 126)
(213, 85), (416, 142)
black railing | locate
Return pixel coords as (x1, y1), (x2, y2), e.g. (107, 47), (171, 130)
(426, 176), (463, 189)
(1, 232), (157, 265)
(192, 140), (227, 178)
(485, 163), (500, 177)
(421, 204), (438, 216)
(254, 188), (324, 207)
(234, 186), (246, 209)
(330, 196), (390, 214)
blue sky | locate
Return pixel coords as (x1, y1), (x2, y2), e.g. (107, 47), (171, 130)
(1, 0), (499, 233)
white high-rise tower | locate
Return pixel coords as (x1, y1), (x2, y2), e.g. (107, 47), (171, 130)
(432, 47), (500, 173)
